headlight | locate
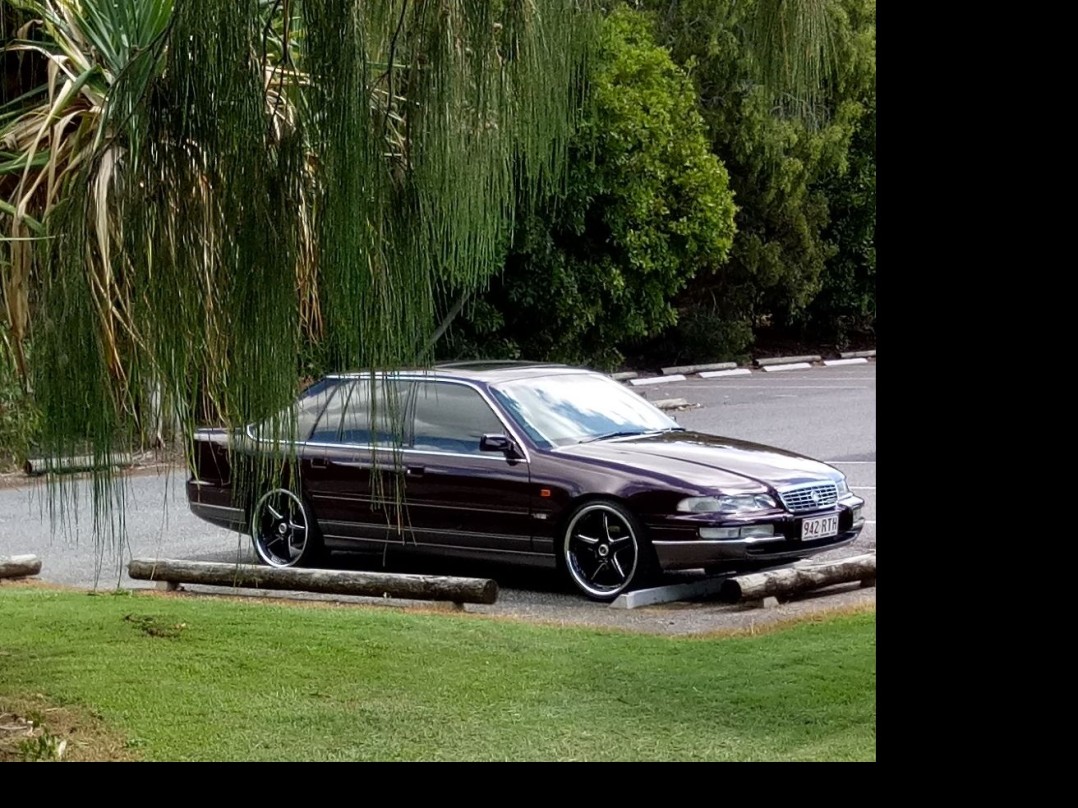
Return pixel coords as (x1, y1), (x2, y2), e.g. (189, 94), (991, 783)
(677, 494), (777, 514)
(835, 477), (850, 497)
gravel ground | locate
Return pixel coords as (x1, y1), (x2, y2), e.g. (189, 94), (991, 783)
(117, 509), (877, 638)
(133, 574), (876, 637)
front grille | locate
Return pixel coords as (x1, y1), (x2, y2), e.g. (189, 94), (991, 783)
(778, 482), (838, 513)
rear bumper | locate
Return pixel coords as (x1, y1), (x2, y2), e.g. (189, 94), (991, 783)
(187, 479), (247, 532)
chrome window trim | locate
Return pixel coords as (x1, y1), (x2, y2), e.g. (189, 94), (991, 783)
(296, 373), (532, 464)
(408, 378), (532, 464)
(300, 442), (517, 463)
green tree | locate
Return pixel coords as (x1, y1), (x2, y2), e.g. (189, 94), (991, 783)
(446, 5), (736, 368)
(804, 0), (875, 342)
(647, 0), (875, 355)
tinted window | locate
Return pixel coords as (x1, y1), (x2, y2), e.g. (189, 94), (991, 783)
(296, 379), (342, 441)
(310, 377), (408, 445)
(412, 382), (504, 455)
(250, 378), (341, 443)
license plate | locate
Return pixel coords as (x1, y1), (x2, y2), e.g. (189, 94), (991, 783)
(801, 514), (839, 540)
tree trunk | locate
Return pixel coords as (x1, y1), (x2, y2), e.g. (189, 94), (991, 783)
(0, 554), (41, 579)
(127, 559), (499, 604)
(720, 553), (875, 603)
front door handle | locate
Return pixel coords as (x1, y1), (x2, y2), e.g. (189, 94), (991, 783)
(331, 460), (372, 470)
(405, 466), (425, 477)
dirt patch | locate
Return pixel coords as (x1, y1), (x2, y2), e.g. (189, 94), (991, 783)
(0, 694), (138, 762)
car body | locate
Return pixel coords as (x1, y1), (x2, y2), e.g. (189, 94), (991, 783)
(186, 362), (865, 601)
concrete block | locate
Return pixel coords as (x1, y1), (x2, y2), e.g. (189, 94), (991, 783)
(698, 368), (752, 378)
(628, 375), (686, 386)
(760, 362), (813, 372)
(609, 577), (728, 609)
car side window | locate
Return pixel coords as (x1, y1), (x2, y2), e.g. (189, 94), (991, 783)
(310, 378), (408, 446)
(296, 379), (342, 441)
(249, 378), (341, 443)
(411, 382), (504, 455)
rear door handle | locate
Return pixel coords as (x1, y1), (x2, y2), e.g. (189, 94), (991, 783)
(310, 457), (327, 469)
(405, 466), (425, 477)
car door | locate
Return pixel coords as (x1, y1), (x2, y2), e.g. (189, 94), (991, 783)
(301, 376), (411, 546)
(399, 380), (533, 554)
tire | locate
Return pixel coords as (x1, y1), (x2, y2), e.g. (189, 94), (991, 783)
(559, 500), (656, 602)
(250, 488), (324, 568)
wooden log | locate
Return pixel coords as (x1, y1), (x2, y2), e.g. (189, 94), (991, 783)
(23, 453), (134, 476)
(719, 553), (876, 603)
(660, 362), (737, 375)
(0, 555), (42, 579)
(128, 559), (498, 605)
(754, 354), (822, 366)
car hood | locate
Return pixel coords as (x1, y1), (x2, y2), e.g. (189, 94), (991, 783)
(556, 430), (839, 490)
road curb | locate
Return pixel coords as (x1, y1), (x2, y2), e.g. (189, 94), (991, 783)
(615, 349), (875, 387)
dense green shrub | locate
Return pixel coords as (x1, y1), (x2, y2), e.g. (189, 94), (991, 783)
(445, 6), (737, 369)
(646, 0), (876, 353)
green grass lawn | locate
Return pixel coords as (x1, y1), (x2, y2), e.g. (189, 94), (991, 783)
(0, 586), (875, 761)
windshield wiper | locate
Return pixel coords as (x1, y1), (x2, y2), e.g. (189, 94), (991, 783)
(579, 429), (658, 444)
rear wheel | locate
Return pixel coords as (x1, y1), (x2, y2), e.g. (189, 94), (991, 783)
(560, 500), (655, 601)
(251, 488), (323, 568)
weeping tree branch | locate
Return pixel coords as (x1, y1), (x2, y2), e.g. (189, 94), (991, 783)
(1, 0), (596, 546)
(425, 287), (471, 353)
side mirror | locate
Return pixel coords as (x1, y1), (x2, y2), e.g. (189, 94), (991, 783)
(480, 433), (519, 457)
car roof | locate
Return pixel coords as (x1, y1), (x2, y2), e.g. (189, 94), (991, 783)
(326, 361), (598, 385)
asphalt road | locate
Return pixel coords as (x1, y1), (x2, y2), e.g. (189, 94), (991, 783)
(0, 362), (875, 632)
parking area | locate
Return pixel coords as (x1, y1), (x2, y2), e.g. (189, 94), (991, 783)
(0, 363), (875, 634)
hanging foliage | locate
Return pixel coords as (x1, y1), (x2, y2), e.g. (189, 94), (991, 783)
(0, 0), (594, 546)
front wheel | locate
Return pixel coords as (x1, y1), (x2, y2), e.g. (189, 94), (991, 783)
(251, 488), (322, 568)
(560, 500), (655, 601)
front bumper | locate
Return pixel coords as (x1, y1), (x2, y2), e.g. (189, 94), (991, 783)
(648, 498), (864, 571)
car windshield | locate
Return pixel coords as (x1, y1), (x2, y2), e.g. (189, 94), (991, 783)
(491, 373), (680, 448)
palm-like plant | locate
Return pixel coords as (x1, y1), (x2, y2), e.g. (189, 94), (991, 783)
(2, 2), (172, 380)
